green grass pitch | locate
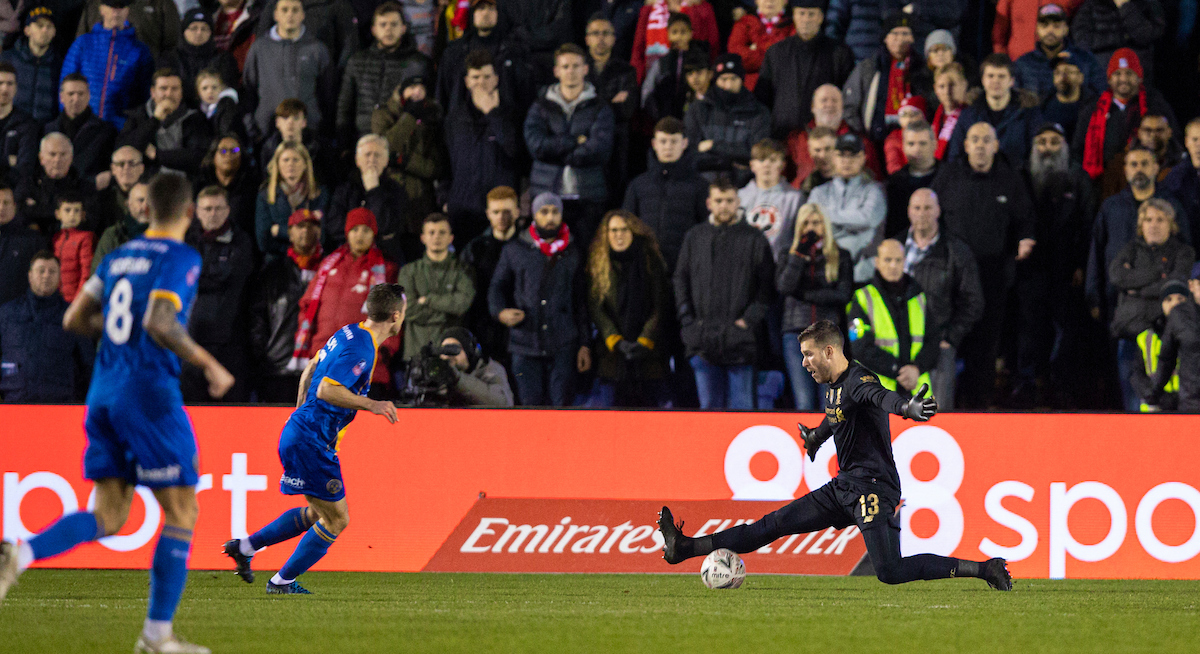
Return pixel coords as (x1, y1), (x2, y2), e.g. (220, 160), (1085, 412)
(2, 570), (1198, 653)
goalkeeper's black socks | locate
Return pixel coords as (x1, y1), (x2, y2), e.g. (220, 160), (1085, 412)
(954, 560), (980, 578)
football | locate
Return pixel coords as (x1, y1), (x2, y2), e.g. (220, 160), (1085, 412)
(700, 549), (746, 589)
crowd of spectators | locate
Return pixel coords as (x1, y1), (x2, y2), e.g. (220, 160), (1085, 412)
(0, 0), (1198, 412)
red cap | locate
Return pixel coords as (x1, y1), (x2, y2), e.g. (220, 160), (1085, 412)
(345, 207), (378, 235)
(288, 208), (320, 227)
(1107, 48), (1143, 79)
(899, 95), (927, 116)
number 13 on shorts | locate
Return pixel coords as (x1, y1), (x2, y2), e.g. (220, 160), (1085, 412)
(859, 493), (879, 523)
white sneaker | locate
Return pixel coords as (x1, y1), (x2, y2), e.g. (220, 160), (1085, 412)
(134, 634), (211, 654)
(0, 540), (21, 607)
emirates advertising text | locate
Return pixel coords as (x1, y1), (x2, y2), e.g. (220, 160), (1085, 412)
(2, 406), (1198, 579)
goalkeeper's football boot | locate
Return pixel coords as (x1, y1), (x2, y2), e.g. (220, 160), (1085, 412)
(982, 558), (1013, 591)
(221, 539), (255, 583)
(658, 506), (689, 565)
(0, 540), (22, 607)
(134, 633), (211, 654)
(266, 580), (312, 595)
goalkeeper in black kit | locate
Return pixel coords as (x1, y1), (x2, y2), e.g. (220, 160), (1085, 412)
(658, 320), (1012, 590)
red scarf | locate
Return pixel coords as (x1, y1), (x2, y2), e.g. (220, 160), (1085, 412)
(291, 245), (386, 369)
(932, 104), (961, 160)
(288, 244), (322, 272)
(1083, 88), (1148, 179)
(451, 0), (470, 31)
(885, 57), (911, 117)
(645, 1), (672, 69)
(758, 12), (782, 35)
(529, 223), (570, 257)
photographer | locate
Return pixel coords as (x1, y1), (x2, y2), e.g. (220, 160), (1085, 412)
(436, 327), (514, 407)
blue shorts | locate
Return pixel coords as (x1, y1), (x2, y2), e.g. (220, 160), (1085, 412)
(278, 421), (345, 502)
(83, 392), (199, 488)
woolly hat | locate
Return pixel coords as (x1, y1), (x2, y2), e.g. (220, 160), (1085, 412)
(713, 53), (745, 79)
(531, 192), (563, 215)
(439, 326), (482, 369)
(1108, 48), (1143, 79)
(924, 29), (956, 58)
(1162, 279), (1190, 301)
(899, 95), (927, 116)
(345, 207), (378, 235)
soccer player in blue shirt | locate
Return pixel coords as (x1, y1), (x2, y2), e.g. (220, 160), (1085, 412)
(0, 173), (235, 653)
(223, 283), (406, 594)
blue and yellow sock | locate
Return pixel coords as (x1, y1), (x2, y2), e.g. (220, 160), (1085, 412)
(276, 523), (337, 582)
(247, 507), (314, 551)
(147, 526), (192, 622)
(27, 511), (104, 562)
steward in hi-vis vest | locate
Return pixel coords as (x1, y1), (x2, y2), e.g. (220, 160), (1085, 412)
(845, 240), (937, 397)
(1134, 323), (1179, 411)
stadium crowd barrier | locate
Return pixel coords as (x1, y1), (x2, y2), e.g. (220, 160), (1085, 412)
(3, 406), (1199, 580)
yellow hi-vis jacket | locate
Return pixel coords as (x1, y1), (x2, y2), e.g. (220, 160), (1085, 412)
(847, 283), (933, 395)
(1137, 327), (1179, 412)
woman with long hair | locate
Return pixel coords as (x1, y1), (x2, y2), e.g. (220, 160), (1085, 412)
(931, 63), (969, 160)
(197, 133), (260, 237)
(776, 203), (853, 409)
(254, 141), (329, 260)
(587, 210), (671, 407)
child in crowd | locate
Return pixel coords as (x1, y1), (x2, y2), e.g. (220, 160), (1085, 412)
(51, 194), (93, 301)
(642, 13), (710, 120)
(884, 96), (928, 174)
(196, 68), (242, 137)
(740, 139), (804, 261)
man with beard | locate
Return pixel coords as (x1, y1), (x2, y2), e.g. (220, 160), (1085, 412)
(1073, 48), (1177, 183)
(1086, 145), (1189, 327)
(1039, 57), (1094, 143)
(1096, 113), (1186, 200)
(1013, 4), (1105, 101)
(1013, 123), (1098, 407)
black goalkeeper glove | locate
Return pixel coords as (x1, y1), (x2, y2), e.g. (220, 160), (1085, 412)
(902, 383), (937, 421)
(798, 423), (822, 462)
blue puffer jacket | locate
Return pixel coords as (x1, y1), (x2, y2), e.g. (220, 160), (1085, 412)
(825, 0), (906, 61)
(1, 40), (62, 124)
(524, 83), (614, 203)
(0, 290), (94, 402)
(60, 23), (154, 129)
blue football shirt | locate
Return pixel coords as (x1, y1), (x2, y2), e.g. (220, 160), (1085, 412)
(288, 322), (379, 449)
(83, 232), (202, 404)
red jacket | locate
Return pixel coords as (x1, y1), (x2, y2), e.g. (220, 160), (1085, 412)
(993, 0), (1083, 59)
(883, 129), (906, 175)
(786, 120), (883, 188)
(52, 228), (94, 302)
(631, 2), (720, 82)
(727, 13), (794, 91)
(301, 247), (400, 385)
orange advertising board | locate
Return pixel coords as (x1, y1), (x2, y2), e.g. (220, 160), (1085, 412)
(2, 406), (1199, 579)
